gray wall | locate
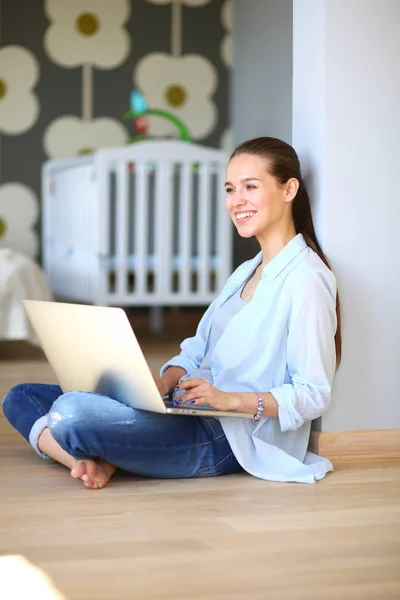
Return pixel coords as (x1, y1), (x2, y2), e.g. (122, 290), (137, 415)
(232, 0), (293, 264)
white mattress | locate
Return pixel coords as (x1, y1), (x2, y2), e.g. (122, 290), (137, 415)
(0, 248), (53, 345)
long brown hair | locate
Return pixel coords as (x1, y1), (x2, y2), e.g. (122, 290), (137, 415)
(231, 137), (342, 369)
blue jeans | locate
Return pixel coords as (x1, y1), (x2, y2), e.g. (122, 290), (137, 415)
(2, 383), (240, 478)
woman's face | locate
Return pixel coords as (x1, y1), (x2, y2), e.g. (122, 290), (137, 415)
(225, 154), (295, 239)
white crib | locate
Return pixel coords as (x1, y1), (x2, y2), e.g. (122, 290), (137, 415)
(42, 140), (233, 328)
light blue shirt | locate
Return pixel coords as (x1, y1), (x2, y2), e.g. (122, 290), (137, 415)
(177, 287), (247, 388)
(160, 234), (337, 484)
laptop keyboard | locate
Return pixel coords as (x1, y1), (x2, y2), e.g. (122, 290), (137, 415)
(163, 398), (216, 411)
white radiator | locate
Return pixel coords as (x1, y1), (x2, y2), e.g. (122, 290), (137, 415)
(42, 140), (233, 320)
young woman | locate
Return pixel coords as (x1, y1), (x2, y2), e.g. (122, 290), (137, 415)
(2, 137), (341, 489)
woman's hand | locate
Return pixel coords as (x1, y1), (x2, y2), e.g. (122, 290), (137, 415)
(175, 379), (239, 412)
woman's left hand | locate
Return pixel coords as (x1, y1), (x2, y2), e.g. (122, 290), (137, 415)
(176, 379), (239, 412)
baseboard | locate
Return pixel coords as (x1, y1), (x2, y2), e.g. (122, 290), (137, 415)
(309, 429), (400, 463)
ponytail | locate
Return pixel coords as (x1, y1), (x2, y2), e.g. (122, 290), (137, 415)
(293, 182), (342, 369)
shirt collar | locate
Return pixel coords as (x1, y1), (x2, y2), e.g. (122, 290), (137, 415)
(261, 233), (308, 281)
(231, 234), (308, 288)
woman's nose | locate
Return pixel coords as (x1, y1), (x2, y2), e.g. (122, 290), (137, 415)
(231, 194), (246, 208)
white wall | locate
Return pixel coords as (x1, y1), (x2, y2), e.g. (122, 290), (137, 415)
(293, 0), (400, 430)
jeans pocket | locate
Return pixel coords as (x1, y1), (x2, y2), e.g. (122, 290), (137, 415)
(195, 451), (239, 478)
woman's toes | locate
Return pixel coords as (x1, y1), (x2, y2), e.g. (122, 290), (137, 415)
(70, 458), (115, 489)
(71, 460), (86, 480)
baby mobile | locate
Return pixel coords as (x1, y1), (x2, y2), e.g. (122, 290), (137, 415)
(123, 89), (192, 143)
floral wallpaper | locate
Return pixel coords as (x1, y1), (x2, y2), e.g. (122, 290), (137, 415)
(0, 0), (232, 259)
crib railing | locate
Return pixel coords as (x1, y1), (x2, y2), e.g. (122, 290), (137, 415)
(42, 141), (233, 316)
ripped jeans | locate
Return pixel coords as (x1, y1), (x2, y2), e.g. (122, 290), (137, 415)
(2, 383), (241, 478)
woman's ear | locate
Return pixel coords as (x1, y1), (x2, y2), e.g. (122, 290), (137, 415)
(285, 178), (300, 203)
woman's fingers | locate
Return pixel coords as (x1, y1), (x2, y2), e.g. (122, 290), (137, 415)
(180, 385), (209, 404)
(180, 390), (203, 403)
(177, 379), (206, 390)
(173, 379), (216, 406)
(184, 397), (205, 406)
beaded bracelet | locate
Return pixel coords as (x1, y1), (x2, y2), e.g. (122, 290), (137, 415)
(253, 392), (266, 424)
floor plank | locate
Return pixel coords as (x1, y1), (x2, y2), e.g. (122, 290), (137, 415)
(0, 342), (399, 599)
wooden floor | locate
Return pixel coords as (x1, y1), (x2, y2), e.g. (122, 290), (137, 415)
(0, 340), (400, 600)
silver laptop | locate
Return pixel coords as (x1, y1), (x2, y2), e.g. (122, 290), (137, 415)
(22, 300), (251, 419)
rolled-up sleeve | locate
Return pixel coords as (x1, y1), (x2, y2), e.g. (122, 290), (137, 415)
(269, 271), (337, 432)
(160, 299), (217, 377)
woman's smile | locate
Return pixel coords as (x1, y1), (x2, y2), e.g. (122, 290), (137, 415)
(235, 210), (258, 224)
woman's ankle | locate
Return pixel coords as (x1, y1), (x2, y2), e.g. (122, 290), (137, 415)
(37, 427), (77, 470)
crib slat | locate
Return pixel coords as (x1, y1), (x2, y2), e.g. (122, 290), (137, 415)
(67, 171), (76, 294)
(115, 161), (129, 298)
(215, 164), (232, 291)
(41, 168), (52, 279)
(179, 162), (193, 299)
(198, 163), (212, 296)
(154, 162), (173, 297)
(94, 153), (112, 304)
(134, 162), (149, 298)
(86, 166), (98, 298)
(153, 164), (163, 297)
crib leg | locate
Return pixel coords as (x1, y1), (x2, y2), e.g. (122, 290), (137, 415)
(149, 306), (163, 334)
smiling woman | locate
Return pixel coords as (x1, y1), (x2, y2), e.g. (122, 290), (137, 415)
(3, 137), (342, 488)
(225, 137), (342, 368)
(225, 154), (299, 246)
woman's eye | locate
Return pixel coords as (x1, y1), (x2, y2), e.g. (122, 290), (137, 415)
(225, 187), (234, 194)
(246, 184), (256, 190)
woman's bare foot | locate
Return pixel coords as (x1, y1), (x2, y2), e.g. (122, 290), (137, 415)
(70, 459), (117, 489)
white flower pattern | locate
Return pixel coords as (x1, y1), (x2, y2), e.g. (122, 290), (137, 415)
(0, 184), (39, 258)
(220, 128), (234, 153)
(134, 53), (217, 140)
(44, 116), (129, 159)
(44, 0), (131, 68)
(220, 0), (233, 68)
(0, 46), (40, 135)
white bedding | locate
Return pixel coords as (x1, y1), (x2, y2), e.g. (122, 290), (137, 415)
(0, 248), (53, 345)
